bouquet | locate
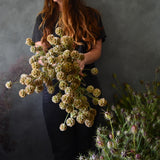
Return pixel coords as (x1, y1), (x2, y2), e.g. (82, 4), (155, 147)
(5, 27), (107, 131)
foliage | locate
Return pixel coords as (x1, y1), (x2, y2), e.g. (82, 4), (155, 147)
(79, 67), (160, 160)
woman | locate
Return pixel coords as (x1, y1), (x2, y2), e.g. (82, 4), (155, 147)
(32, 0), (106, 159)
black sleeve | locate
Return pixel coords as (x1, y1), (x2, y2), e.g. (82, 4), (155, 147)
(32, 14), (43, 42)
(96, 14), (107, 43)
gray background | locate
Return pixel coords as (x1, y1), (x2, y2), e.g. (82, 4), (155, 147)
(0, 0), (160, 159)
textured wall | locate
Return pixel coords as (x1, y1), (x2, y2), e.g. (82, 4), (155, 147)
(87, 0), (160, 100)
(0, 0), (54, 160)
(0, 0), (160, 159)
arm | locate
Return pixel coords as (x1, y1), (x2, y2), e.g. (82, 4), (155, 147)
(78, 39), (102, 71)
(84, 39), (102, 64)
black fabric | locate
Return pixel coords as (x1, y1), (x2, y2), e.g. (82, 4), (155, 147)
(32, 14), (43, 42)
(97, 14), (107, 42)
(32, 11), (106, 160)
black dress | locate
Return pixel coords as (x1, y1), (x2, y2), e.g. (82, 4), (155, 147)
(32, 11), (106, 160)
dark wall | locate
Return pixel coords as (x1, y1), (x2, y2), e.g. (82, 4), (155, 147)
(89, 0), (160, 100)
(0, 0), (160, 159)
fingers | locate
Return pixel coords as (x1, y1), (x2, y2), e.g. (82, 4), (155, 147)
(35, 41), (48, 53)
(79, 71), (84, 77)
(35, 41), (42, 47)
(79, 63), (85, 77)
(76, 59), (85, 76)
(38, 59), (44, 66)
(38, 56), (44, 66)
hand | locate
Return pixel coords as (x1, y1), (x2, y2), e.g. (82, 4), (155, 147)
(35, 41), (42, 47)
(77, 58), (86, 76)
(35, 41), (45, 66)
(38, 56), (44, 66)
(35, 41), (48, 52)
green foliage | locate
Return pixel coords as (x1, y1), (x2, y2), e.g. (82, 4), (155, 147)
(79, 66), (160, 160)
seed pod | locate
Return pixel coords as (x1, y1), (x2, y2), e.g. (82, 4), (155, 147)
(19, 89), (26, 98)
(25, 38), (34, 46)
(93, 88), (101, 97)
(91, 67), (99, 75)
(66, 118), (75, 127)
(104, 111), (112, 120)
(59, 123), (67, 131)
(86, 85), (94, 93)
(98, 98), (107, 107)
(5, 81), (12, 89)
(131, 125), (137, 134)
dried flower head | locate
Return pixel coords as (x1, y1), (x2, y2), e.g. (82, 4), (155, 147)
(85, 119), (94, 127)
(19, 74), (27, 85)
(98, 98), (107, 107)
(65, 105), (73, 113)
(104, 111), (112, 120)
(59, 123), (67, 131)
(70, 110), (78, 118)
(92, 98), (98, 105)
(96, 136), (105, 148)
(66, 117), (75, 127)
(35, 85), (43, 93)
(93, 88), (101, 97)
(25, 38), (34, 46)
(47, 34), (55, 45)
(30, 46), (36, 53)
(76, 113), (86, 124)
(5, 81), (12, 89)
(131, 125), (137, 134)
(19, 89), (26, 98)
(61, 94), (73, 104)
(31, 62), (40, 69)
(53, 45), (63, 53)
(31, 69), (41, 78)
(59, 81), (68, 90)
(86, 85), (94, 93)
(90, 108), (97, 116)
(59, 102), (66, 110)
(61, 36), (74, 49)
(47, 86), (55, 94)
(107, 141), (114, 149)
(73, 98), (82, 109)
(62, 62), (73, 73)
(56, 71), (66, 81)
(55, 27), (64, 37)
(52, 37), (61, 45)
(25, 85), (35, 95)
(52, 95), (60, 103)
(63, 50), (71, 58)
(71, 50), (80, 60)
(91, 67), (99, 75)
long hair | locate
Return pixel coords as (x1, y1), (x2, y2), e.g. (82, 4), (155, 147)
(38, 0), (103, 51)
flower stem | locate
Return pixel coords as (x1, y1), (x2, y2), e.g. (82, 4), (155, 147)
(109, 119), (117, 149)
(104, 148), (111, 160)
(133, 133), (136, 151)
(64, 113), (69, 124)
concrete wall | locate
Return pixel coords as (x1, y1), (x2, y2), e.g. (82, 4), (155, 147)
(0, 0), (160, 159)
